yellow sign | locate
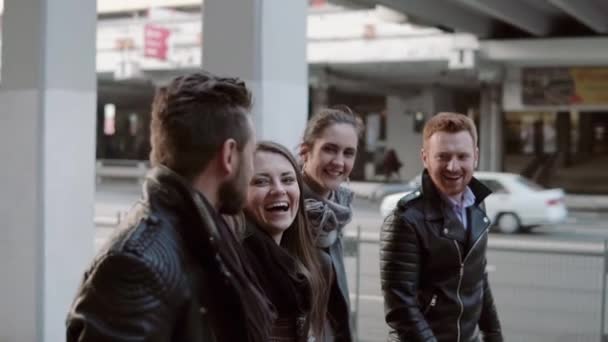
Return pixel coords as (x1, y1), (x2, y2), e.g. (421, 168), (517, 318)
(570, 68), (608, 104)
(522, 67), (608, 106)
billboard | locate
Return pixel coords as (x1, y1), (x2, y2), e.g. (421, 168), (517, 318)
(522, 67), (608, 106)
(144, 24), (171, 61)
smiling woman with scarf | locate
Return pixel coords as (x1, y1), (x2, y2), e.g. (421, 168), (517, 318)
(299, 106), (364, 342)
(241, 141), (329, 342)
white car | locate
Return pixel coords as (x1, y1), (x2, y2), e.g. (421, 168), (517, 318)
(379, 172), (568, 234)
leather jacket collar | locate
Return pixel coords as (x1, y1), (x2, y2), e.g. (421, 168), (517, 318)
(143, 165), (275, 342)
(421, 169), (492, 222)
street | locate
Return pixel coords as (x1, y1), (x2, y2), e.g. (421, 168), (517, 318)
(95, 182), (608, 342)
(94, 182), (608, 242)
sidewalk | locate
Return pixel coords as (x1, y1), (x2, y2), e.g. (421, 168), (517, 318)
(95, 177), (608, 212)
(348, 181), (608, 212)
(564, 194), (608, 212)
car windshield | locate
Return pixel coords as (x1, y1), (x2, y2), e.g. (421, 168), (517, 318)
(515, 176), (544, 191)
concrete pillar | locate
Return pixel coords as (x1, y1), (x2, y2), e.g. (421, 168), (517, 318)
(310, 85), (330, 117)
(0, 0), (96, 341)
(202, 0), (308, 152)
(479, 85), (503, 171)
(533, 119), (544, 156)
(386, 88), (435, 181)
(310, 68), (330, 118)
(556, 111), (572, 167)
(96, 101), (105, 158)
(578, 112), (593, 161)
(431, 85), (455, 114)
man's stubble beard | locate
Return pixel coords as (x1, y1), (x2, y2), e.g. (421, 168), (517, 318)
(218, 164), (248, 215)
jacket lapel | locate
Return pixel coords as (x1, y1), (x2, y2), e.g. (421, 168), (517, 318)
(467, 205), (492, 250)
(420, 170), (493, 246)
(421, 171), (467, 243)
(439, 204), (467, 243)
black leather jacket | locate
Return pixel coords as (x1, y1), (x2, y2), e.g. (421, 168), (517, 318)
(380, 171), (503, 342)
(66, 167), (272, 341)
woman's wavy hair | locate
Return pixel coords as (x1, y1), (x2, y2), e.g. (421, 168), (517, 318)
(252, 141), (330, 337)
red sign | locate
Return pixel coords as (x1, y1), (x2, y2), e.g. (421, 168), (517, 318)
(144, 24), (171, 61)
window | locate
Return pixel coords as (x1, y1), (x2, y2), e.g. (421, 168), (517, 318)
(103, 103), (116, 136)
(516, 176), (544, 191)
(480, 179), (508, 194)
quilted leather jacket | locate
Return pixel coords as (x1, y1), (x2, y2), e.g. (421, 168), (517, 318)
(66, 166), (272, 342)
(380, 171), (503, 342)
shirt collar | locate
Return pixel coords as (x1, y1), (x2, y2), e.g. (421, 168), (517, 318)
(440, 186), (476, 209)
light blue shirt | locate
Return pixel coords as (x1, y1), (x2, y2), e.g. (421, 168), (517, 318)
(441, 186), (476, 230)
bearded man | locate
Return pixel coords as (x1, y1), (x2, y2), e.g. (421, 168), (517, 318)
(381, 112), (503, 342)
(67, 71), (273, 342)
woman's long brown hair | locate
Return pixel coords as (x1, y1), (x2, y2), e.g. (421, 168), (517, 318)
(254, 141), (329, 337)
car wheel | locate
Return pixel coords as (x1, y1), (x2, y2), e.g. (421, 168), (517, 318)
(496, 213), (521, 234)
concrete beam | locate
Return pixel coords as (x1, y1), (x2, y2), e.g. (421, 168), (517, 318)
(548, 0), (608, 33)
(312, 67), (419, 95)
(328, 0), (375, 9)
(453, 0), (553, 36)
(361, 0), (495, 38)
(480, 37), (608, 65)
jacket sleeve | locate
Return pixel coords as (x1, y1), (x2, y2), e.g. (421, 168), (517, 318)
(380, 213), (437, 342)
(66, 252), (180, 342)
(479, 261), (503, 342)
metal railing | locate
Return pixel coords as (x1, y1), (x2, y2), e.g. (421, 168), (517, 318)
(484, 239), (607, 342)
(342, 229), (608, 342)
(95, 159), (149, 184)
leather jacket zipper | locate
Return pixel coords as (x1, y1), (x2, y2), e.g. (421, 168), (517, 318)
(453, 241), (464, 342)
(423, 294), (438, 315)
(453, 221), (490, 342)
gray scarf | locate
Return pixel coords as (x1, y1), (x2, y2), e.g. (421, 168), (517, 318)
(302, 182), (354, 248)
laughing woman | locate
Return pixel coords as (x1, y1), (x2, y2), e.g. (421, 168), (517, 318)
(242, 141), (329, 342)
(299, 106), (364, 342)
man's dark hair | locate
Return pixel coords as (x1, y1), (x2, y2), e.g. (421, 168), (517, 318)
(150, 71), (253, 180)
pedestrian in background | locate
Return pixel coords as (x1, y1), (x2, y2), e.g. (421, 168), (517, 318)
(299, 105), (364, 342)
(66, 71), (273, 341)
(383, 148), (403, 182)
(241, 141), (330, 342)
(380, 112), (503, 342)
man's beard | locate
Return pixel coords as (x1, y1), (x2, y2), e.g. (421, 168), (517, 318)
(218, 166), (248, 215)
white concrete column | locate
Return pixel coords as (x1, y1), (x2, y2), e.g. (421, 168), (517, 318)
(386, 88), (436, 181)
(479, 84), (503, 171)
(0, 0), (97, 341)
(202, 0), (308, 152)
